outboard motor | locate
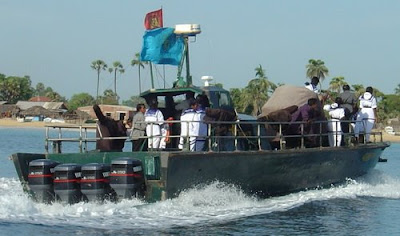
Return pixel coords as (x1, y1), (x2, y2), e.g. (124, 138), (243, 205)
(80, 163), (115, 202)
(28, 159), (59, 203)
(53, 164), (82, 204)
(110, 158), (146, 200)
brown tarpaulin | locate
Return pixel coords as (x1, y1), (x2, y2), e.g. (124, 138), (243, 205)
(259, 85), (319, 118)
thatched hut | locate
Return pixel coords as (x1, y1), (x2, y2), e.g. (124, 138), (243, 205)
(20, 106), (58, 118)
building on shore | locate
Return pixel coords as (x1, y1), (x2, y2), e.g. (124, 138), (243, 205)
(78, 104), (135, 121)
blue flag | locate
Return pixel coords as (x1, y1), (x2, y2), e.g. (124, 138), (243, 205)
(140, 27), (184, 66)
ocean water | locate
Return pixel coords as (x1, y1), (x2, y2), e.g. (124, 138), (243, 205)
(0, 126), (399, 236)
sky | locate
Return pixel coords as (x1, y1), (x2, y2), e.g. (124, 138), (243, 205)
(1, 0), (399, 101)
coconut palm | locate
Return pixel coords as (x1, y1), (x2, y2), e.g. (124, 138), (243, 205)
(306, 59), (329, 84)
(110, 61), (125, 103)
(91, 60), (108, 102)
(329, 76), (347, 93)
(241, 65), (276, 116)
(131, 53), (148, 94)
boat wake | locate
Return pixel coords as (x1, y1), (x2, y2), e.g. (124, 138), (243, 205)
(0, 170), (400, 230)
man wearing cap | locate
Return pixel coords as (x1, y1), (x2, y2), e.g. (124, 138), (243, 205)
(178, 98), (205, 151)
(323, 97), (346, 147)
(145, 98), (164, 150)
(354, 86), (378, 143)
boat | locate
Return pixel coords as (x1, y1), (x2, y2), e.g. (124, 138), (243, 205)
(10, 24), (390, 204)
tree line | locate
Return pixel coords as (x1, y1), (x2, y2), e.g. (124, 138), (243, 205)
(2, 58), (400, 123)
(229, 59), (400, 123)
(0, 72), (141, 111)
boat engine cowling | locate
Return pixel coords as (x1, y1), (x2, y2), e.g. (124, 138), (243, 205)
(53, 163), (82, 204)
(80, 163), (116, 202)
(110, 158), (145, 200)
(28, 159), (59, 203)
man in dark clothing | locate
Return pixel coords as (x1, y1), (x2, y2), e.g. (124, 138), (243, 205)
(287, 98), (319, 147)
(290, 98), (318, 123)
(93, 105), (127, 152)
(204, 108), (237, 151)
(339, 84), (357, 133)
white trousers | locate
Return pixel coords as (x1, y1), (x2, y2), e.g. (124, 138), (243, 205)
(327, 119), (342, 147)
(354, 112), (375, 142)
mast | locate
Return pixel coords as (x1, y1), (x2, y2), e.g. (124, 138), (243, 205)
(174, 24), (201, 87)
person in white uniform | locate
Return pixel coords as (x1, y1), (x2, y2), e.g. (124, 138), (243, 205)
(354, 86), (378, 143)
(323, 97), (346, 147)
(179, 98), (205, 151)
(145, 99), (164, 150)
(305, 77), (320, 94)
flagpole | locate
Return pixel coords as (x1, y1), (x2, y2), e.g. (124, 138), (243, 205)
(184, 36), (192, 86)
(150, 62), (155, 89)
(163, 65), (166, 88)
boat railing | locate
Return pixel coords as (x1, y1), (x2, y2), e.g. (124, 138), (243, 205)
(44, 119), (383, 153)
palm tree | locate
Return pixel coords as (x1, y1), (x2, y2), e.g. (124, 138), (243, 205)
(306, 59), (329, 84)
(90, 60), (107, 102)
(131, 53), (147, 94)
(110, 61), (125, 103)
(329, 76), (347, 93)
(352, 84), (364, 98)
(241, 65), (276, 116)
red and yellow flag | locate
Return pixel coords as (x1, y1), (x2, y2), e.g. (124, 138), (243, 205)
(144, 9), (163, 30)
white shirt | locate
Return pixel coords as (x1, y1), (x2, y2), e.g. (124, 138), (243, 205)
(323, 103), (345, 120)
(145, 108), (164, 136)
(359, 92), (377, 119)
(179, 108), (205, 151)
(305, 84), (319, 94)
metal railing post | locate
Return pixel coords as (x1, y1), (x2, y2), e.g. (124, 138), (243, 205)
(45, 127), (49, 154)
(234, 121), (238, 151)
(301, 123), (304, 149)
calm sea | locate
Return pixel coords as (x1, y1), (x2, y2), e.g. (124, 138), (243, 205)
(0, 127), (399, 236)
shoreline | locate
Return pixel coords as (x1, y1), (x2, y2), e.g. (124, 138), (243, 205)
(1, 118), (399, 143)
(0, 118), (46, 128)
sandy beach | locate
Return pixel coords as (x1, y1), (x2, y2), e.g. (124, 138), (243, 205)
(1, 118), (399, 143)
(0, 118), (46, 128)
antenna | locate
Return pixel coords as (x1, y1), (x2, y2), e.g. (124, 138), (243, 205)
(174, 24), (201, 87)
(201, 76), (213, 87)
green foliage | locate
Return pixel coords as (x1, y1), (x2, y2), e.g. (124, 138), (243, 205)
(131, 52), (148, 94)
(110, 61), (124, 101)
(351, 84), (364, 97)
(214, 83), (224, 88)
(99, 89), (118, 105)
(0, 75), (33, 103)
(329, 76), (347, 93)
(122, 95), (146, 108)
(238, 65), (276, 116)
(91, 60), (108, 101)
(378, 94), (400, 122)
(306, 59), (329, 83)
(35, 82), (46, 96)
(45, 91), (66, 102)
(33, 82), (65, 102)
(67, 93), (95, 111)
(229, 88), (243, 111)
